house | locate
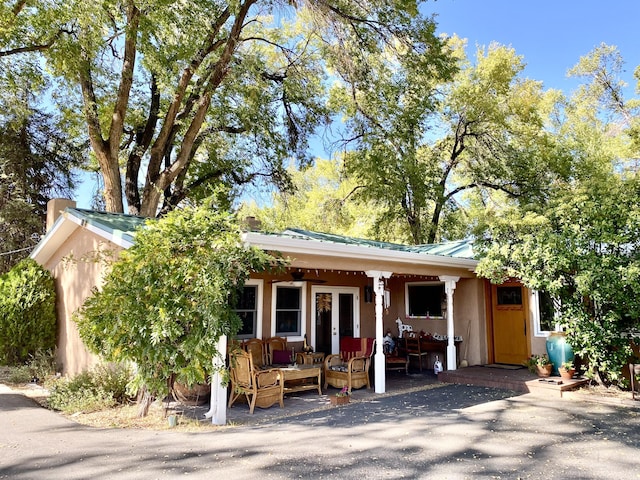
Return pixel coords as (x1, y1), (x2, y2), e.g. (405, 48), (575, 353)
(31, 199), (552, 391)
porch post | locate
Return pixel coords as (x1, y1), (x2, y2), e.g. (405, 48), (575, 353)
(204, 334), (227, 425)
(439, 276), (460, 371)
(365, 270), (392, 394)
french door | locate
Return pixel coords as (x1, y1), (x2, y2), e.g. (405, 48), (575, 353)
(311, 286), (360, 355)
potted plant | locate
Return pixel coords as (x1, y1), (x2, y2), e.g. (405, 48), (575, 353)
(558, 360), (576, 380)
(330, 386), (350, 406)
(525, 354), (553, 377)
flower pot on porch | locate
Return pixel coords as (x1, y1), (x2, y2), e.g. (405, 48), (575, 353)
(330, 395), (350, 406)
(558, 367), (576, 380)
(536, 364), (553, 377)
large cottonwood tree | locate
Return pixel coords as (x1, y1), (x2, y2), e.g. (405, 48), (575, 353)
(335, 38), (565, 244)
(1, 0), (451, 217)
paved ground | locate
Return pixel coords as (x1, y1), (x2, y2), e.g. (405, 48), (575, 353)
(1, 382), (639, 479)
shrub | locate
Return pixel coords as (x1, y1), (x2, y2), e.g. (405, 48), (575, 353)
(47, 363), (134, 414)
(0, 259), (56, 365)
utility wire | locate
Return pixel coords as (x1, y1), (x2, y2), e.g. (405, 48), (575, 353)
(0, 245), (36, 256)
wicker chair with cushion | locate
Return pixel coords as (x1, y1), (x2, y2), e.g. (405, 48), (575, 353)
(265, 336), (289, 365)
(228, 350), (284, 414)
(323, 337), (375, 393)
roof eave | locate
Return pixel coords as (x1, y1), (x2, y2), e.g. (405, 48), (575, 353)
(31, 209), (135, 265)
(242, 232), (478, 271)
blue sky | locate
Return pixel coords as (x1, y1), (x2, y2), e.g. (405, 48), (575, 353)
(428, 0), (640, 94)
(75, 1), (640, 209)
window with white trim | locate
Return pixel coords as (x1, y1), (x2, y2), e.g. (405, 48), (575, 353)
(234, 279), (263, 339)
(531, 290), (557, 336)
(272, 283), (306, 339)
(405, 282), (445, 318)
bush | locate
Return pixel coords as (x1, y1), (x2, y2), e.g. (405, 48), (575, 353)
(0, 259), (56, 365)
(6, 349), (57, 384)
(47, 363), (134, 414)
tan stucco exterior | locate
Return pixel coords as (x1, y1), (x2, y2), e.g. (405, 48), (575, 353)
(41, 228), (123, 375)
(34, 204), (537, 378)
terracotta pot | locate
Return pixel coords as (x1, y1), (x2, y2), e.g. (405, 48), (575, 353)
(536, 364), (553, 377)
(330, 395), (350, 406)
(559, 367), (576, 380)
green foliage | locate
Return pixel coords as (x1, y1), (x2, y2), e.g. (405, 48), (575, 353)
(6, 349), (57, 384)
(75, 203), (282, 400)
(476, 44), (640, 388)
(0, 259), (57, 365)
(337, 36), (563, 244)
(238, 157), (378, 237)
(2, 0), (442, 216)
(47, 363), (134, 414)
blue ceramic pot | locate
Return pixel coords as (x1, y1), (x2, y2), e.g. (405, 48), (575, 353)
(546, 332), (574, 375)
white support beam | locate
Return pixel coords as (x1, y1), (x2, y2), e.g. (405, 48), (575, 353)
(365, 270), (392, 394)
(439, 276), (460, 371)
(204, 335), (227, 425)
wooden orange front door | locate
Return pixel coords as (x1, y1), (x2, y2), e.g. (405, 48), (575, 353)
(491, 283), (529, 365)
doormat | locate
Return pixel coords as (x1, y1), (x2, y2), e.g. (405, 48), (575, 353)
(483, 363), (524, 370)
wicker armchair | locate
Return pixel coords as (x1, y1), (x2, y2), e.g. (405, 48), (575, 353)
(323, 337), (375, 393)
(243, 338), (266, 368)
(264, 336), (289, 365)
(228, 350), (284, 414)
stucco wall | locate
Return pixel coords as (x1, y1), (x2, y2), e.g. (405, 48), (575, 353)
(43, 229), (123, 375)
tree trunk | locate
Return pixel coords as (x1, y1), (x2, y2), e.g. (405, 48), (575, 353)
(136, 386), (153, 417)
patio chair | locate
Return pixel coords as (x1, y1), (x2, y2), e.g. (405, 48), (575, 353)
(405, 333), (428, 371)
(228, 350), (284, 414)
(264, 336), (289, 365)
(243, 338), (266, 368)
(324, 337), (375, 393)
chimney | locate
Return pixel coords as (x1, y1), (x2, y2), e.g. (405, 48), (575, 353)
(244, 216), (262, 231)
(46, 198), (76, 232)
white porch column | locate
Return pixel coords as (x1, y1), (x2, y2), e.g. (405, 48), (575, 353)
(204, 334), (227, 425)
(365, 270), (392, 394)
(439, 276), (460, 371)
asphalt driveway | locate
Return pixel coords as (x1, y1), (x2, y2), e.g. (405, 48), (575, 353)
(1, 383), (639, 479)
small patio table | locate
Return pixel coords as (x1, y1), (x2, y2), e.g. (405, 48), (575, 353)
(280, 364), (322, 396)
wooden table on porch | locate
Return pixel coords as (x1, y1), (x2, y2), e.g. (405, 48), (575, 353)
(280, 364), (322, 395)
(398, 338), (462, 370)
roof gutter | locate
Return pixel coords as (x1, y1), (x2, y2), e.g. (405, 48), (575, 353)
(242, 232), (478, 271)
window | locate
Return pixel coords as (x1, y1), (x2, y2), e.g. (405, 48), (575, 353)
(531, 290), (558, 336)
(272, 283), (306, 339)
(405, 282), (445, 318)
(234, 280), (263, 340)
(497, 286), (523, 305)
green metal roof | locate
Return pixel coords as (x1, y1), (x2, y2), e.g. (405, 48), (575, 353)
(58, 209), (474, 260)
(281, 228), (475, 259)
(70, 208), (149, 244)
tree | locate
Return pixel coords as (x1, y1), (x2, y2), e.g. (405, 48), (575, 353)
(239, 157), (378, 237)
(1, 0), (450, 217)
(75, 202), (282, 415)
(335, 38), (565, 244)
(476, 45), (640, 387)
(0, 258), (57, 365)
(0, 100), (83, 274)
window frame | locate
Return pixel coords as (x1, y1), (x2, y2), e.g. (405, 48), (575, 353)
(234, 279), (263, 340)
(530, 290), (559, 337)
(271, 281), (306, 341)
(405, 281), (446, 319)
